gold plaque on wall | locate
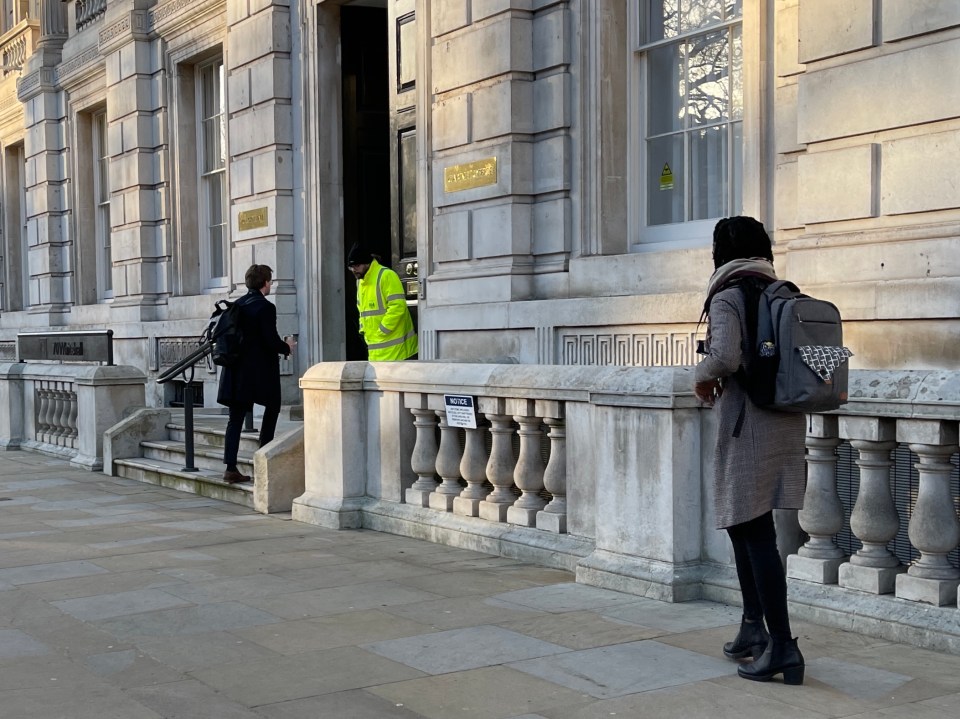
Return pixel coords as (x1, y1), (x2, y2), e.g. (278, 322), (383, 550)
(238, 207), (269, 231)
(444, 158), (498, 193)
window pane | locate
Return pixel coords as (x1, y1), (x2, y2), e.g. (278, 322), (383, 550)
(647, 134), (684, 226)
(686, 30), (728, 126)
(209, 223), (224, 279)
(679, 0), (724, 34)
(689, 125), (727, 221)
(646, 0), (680, 43)
(99, 205), (112, 293)
(207, 172), (224, 225)
(731, 25), (743, 120)
(647, 43), (685, 135)
(203, 117), (224, 172)
(201, 64), (221, 121)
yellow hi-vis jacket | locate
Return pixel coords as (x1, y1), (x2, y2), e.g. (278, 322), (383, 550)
(357, 260), (418, 361)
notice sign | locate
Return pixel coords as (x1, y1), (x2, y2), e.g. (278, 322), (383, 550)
(443, 394), (477, 429)
(659, 163), (674, 191)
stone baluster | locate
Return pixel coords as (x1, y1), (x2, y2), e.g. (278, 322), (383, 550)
(36, 383), (52, 442)
(53, 383), (69, 444)
(66, 388), (79, 447)
(837, 417), (903, 593)
(537, 407), (567, 533)
(507, 399), (548, 527)
(478, 398), (517, 522)
(453, 419), (490, 517)
(429, 410), (464, 511)
(895, 419), (960, 606)
(787, 415), (846, 584)
(406, 405), (439, 507)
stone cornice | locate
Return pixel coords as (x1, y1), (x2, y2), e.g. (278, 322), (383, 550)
(149, 0), (225, 38)
(17, 65), (57, 102)
(56, 44), (103, 87)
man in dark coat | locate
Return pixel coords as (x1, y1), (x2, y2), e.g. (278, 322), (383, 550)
(218, 264), (295, 484)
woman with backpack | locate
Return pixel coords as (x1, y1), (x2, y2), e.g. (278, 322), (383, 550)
(694, 216), (807, 685)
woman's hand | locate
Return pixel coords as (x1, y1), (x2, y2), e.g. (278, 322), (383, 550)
(695, 379), (723, 406)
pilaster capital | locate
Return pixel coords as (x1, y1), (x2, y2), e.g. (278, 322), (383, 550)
(98, 10), (151, 56)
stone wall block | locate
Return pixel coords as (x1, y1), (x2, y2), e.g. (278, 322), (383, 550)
(881, 130), (960, 215)
(532, 73), (568, 133)
(250, 0), (291, 14)
(471, 202), (531, 258)
(797, 39), (960, 144)
(472, 79), (532, 141)
(774, 160), (800, 230)
(433, 140), (533, 207)
(474, 0), (534, 22)
(433, 210), (471, 262)
(797, 145), (875, 224)
(231, 156), (254, 198)
(252, 149), (294, 194)
(251, 58), (292, 104)
(433, 93), (470, 150)
(228, 10), (292, 69)
(532, 6), (568, 71)
(883, 0), (960, 42)
(531, 198), (570, 256)
(432, 16), (532, 93)
(109, 152), (157, 193)
(774, 82), (801, 155)
(775, 3), (803, 77)
(229, 104), (293, 156)
(799, 0), (874, 63)
(532, 135), (569, 194)
(432, 0), (469, 37)
(227, 0), (251, 24)
(109, 76), (153, 119)
(26, 122), (65, 155)
(119, 41), (152, 81)
(228, 67), (252, 113)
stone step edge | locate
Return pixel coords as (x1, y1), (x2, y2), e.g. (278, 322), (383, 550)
(140, 439), (254, 466)
(115, 456), (254, 493)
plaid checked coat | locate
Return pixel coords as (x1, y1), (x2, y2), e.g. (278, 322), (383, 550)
(696, 287), (807, 529)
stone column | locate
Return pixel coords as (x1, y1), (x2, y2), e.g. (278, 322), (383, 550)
(99, 6), (167, 308)
(16, 0), (69, 318)
(427, 2), (572, 306)
(895, 419), (960, 606)
(788, 415), (847, 584)
(838, 417), (903, 594)
(226, 0), (298, 399)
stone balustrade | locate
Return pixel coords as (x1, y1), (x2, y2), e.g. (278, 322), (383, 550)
(0, 362), (146, 470)
(294, 363), (960, 653)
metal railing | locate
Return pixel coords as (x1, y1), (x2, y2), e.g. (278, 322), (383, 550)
(157, 340), (213, 472)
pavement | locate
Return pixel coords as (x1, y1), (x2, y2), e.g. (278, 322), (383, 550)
(1, 452), (958, 719)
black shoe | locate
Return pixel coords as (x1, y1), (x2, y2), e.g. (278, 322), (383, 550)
(222, 470), (251, 484)
(738, 638), (805, 685)
(723, 616), (770, 660)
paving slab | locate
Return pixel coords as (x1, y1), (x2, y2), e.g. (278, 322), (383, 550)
(1, 451), (958, 718)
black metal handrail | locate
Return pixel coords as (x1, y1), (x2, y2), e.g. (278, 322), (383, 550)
(157, 341), (213, 472)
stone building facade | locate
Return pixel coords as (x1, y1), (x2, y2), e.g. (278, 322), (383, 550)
(0, 0), (957, 405)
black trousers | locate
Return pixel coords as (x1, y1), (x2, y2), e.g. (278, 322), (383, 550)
(726, 511), (792, 642)
(223, 402), (280, 468)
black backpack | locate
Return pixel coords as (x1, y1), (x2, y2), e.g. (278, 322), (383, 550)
(738, 280), (853, 413)
(202, 295), (252, 367)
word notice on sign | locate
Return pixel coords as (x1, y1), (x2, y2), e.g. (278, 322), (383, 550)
(443, 394), (478, 429)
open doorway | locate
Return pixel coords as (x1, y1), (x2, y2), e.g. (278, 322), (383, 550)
(340, 3), (390, 361)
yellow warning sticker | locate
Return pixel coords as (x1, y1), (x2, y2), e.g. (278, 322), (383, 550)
(659, 163), (674, 191)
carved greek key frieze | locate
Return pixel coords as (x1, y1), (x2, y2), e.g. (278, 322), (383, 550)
(559, 330), (703, 367)
(56, 46), (102, 83)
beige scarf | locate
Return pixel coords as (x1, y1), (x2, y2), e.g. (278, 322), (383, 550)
(704, 258), (778, 307)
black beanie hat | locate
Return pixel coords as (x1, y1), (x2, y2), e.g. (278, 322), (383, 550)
(346, 243), (373, 266)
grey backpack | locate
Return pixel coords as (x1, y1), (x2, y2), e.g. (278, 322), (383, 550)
(741, 280), (853, 413)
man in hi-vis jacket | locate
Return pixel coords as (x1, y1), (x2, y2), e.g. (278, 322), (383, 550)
(347, 244), (418, 361)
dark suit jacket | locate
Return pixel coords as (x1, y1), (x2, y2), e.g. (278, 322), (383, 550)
(216, 289), (290, 408)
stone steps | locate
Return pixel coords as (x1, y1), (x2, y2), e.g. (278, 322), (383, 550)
(113, 456), (254, 508)
(140, 439), (254, 475)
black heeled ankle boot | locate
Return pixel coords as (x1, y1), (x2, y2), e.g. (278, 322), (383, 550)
(723, 616), (770, 660)
(738, 637), (805, 685)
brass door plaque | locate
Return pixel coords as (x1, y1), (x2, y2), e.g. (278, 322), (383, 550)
(238, 207), (269, 231)
(444, 158), (497, 193)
